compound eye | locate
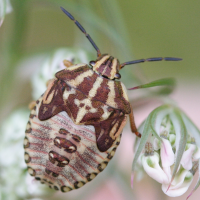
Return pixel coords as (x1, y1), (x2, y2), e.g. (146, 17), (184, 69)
(89, 60), (96, 67)
(114, 73), (121, 79)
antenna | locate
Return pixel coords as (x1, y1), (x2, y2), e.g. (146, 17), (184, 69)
(120, 57), (182, 69)
(60, 7), (101, 57)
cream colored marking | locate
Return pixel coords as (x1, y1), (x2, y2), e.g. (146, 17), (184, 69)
(24, 138), (28, 146)
(110, 58), (118, 79)
(68, 146), (75, 150)
(25, 153), (30, 161)
(120, 82), (129, 101)
(43, 89), (55, 104)
(116, 136), (121, 143)
(62, 160), (68, 164)
(90, 173), (96, 180)
(42, 79), (56, 104)
(93, 55), (110, 71)
(42, 107), (48, 114)
(28, 101), (36, 110)
(101, 162), (107, 169)
(109, 122), (119, 140)
(55, 138), (60, 144)
(67, 70), (94, 87)
(52, 106), (57, 113)
(105, 138), (109, 145)
(67, 63), (86, 71)
(77, 182), (84, 187)
(74, 98), (97, 124)
(62, 186), (71, 192)
(112, 58), (118, 69)
(106, 81), (117, 108)
(31, 109), (36, 115)
(49, 153), (54, 158)
(63, 87), (76, 100)
(102, 65), (109, 75)
(88, 77), (103, 98)
(46, 78), (54, 87)
(111, 150), (115, 156)
(113, 115), (127, 139)
(101, 105), (112, 120)
(97, 129), (105, 141)
(26, 123), (31, 130)
(28, 168), (34, 175)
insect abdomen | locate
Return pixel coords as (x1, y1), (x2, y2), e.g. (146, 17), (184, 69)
(24, 97), (121, 191)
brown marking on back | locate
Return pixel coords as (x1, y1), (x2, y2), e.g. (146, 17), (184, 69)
(76, 72), (99, 96)
(55, 64), (90, 82)
(54, 137), (77, 153)
(39, 80), (66, 120)
(49, 151), (70, 167)
(59, 128), (70, 135)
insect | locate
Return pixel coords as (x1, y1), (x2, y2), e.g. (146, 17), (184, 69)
(24, 7), (181, 192)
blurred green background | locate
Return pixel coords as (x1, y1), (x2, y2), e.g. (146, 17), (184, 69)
(0, 0), (200, 199)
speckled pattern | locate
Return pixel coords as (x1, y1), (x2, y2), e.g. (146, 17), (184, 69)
(24, 96), (122, 192)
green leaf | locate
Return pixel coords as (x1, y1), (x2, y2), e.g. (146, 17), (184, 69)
(181, 111), (200, 147)
(150, 105), (171, 142)
(132, 114), (152, 172)
(169, 109), (188, 185)
(128, 78), (175, 90)
(187, 160), (200, 200)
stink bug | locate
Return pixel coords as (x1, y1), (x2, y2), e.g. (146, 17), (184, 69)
(24, 7), (182, 192)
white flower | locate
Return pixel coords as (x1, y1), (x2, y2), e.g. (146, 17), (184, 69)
(132, 105), (200, 198)
(0, 0), (12, 27)
(0, 109), (52, 200)
(142, 150), (169, 184)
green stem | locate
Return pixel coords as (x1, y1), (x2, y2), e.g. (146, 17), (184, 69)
(0, 0), (29, 108)
(8, 0), (28, 64)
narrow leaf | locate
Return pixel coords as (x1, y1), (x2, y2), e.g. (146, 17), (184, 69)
(168, 109), (188, 188)
(150, 105), (171, 142)
(132, 115), (152, 172)
(181, 111), (200, 147)
(187, 159), (200, 199)
(128, 78), (175, 90)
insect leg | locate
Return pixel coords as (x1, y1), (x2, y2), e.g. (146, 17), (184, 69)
(63, 60), (73, 68)
(129, 106), (141, 138)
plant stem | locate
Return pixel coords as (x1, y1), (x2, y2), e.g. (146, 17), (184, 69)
(0, 0), (29, 114)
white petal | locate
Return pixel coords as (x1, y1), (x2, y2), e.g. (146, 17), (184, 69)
(161, 138), (175, 167)
(181, 144), (196, 170)
(142, 152), (169, 184)
(153, 138), (160, 150)
(163, 166), (172, 183)
(162, 170), (193, 197)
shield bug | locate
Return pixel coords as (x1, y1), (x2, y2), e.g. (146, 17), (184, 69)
(24, 7), (182, 192)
